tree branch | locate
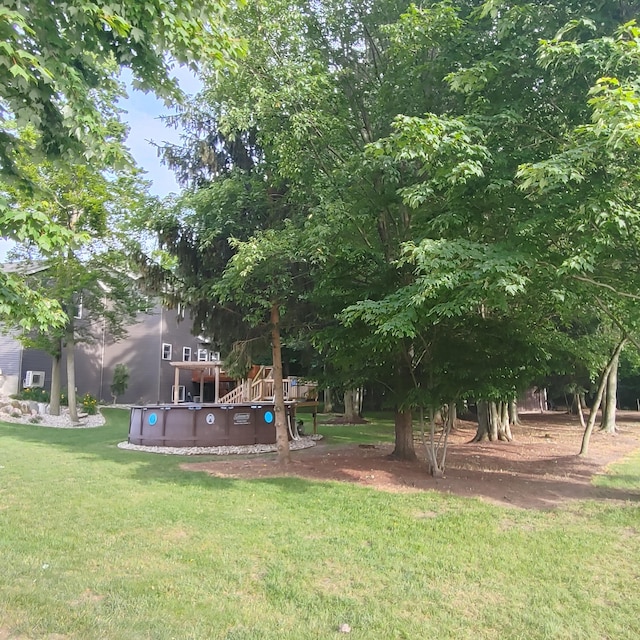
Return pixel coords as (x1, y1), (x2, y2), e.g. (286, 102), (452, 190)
(572, 275), (640, 301)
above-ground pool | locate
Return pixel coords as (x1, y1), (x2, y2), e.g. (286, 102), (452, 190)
(128, 402), (295, 447)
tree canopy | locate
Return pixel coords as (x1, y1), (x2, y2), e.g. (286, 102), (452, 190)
(1, 0), (243, 329)
(142, 0), (640, 464)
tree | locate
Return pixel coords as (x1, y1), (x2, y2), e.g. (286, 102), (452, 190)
(350, 2), (640, 458)
(215, 226), (313, 465)
(154, 0), (640, 469)
(141, 112), (315, 464)
(0, 0), (243, 175)
(517, 18), (640, 451)
(0, 0), (243, 327)
(9, 132), (151, 419)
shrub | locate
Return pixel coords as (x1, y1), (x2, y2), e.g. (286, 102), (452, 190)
(13, 387), (50, 403)
(110, 364), (129, 404)
(81, 392), (98, 415)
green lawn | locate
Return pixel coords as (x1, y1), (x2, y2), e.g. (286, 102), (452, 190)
(1, 408), (639, 639)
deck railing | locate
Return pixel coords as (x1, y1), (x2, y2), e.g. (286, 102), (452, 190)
(218, 365), (317, 404)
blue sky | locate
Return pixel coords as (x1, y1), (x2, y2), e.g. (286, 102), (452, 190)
(119, 66), (202, 197)
(0, 68), (200, 260)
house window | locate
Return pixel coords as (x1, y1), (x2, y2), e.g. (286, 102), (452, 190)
(171, 385), (186, 402)
(183, 347), (192, 362)
(209, 351), (221, 362)
(162, 343), (172, 360)
(197, 348), (208, 362)
(73, 294), (83, 320)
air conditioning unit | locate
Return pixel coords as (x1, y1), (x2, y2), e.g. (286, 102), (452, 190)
(24, 371), (45, 388)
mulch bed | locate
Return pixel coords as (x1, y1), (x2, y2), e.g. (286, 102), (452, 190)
(183, 411), (640, 509)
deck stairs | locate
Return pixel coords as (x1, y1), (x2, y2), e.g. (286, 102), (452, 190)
(218, 365), (317, 404)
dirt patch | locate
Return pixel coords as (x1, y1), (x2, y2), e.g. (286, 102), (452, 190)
(183, 411), (640, 509)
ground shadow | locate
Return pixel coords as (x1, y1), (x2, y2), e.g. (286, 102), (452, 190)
(2, 409), (639, 508)
(183, 413), (640, 509)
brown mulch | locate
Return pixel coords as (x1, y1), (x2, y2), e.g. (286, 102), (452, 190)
(182, 411), (640, 509)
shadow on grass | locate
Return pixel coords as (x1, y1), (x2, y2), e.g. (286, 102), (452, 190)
(2, 408), (639, 507)
(0, 409), (349, 496)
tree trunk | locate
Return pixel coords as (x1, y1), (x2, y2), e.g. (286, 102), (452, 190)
(570, 393), (580, 415)
(599, 350), (620, 434)
(488, 402), (499, 441)
(497, 400), (513, 441)
(421, 406), (451, 477)
(271, 303), (291, 466)
(324, 387), (334, 414)
(343, 388), (360, 423)
(66, 329), (78, 422)
(575, 392), (586, 430)
(49, 353), (62, 416)
(473, 400), (513, 442)
(444, 401), (457, 432)
(508, 399), (520, 426)
(581, 338), (626, 456)
(473, 400), (491, 442)
(391, 408), (416, 460)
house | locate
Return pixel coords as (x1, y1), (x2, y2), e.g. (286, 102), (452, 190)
(0, 331), (22, 397)
(0, 302), (224, 405)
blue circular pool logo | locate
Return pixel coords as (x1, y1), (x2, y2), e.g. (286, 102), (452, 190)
(264, 411), (274, 424)
(148, 412), (158, 426)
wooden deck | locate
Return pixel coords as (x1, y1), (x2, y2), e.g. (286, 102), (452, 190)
(218, 365), (317, 404)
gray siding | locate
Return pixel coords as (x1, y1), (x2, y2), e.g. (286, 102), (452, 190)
(1, 303), (205, 405)
(0, 333), (21, 376)
(100, 308), (163, 404)
(0, 333), (22, 395)
(159, 308), (203, 403)
(21, 349), (53, 391)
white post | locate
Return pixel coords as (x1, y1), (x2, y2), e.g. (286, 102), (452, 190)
(173, 366), (180, 404)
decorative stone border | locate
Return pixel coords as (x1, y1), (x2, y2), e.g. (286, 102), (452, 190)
(117, 434), (322, 456)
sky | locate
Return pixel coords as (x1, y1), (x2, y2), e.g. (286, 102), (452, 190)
(119, 66), (202, 197)
(0, 68), (200, 261)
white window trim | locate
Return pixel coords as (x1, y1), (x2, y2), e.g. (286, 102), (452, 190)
(162, 343), (172, 360)
(171, 385), (186, 402)
(183, 347), (192, 362)
(197, 348), (208, 362)
(74, 295), (83, 320)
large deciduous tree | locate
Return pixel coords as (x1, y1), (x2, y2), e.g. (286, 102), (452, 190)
(0, 0), (242, 174)
(0, 0), (242, 328)
(152, 0), (640, 467)
(9, 130), (151, 419)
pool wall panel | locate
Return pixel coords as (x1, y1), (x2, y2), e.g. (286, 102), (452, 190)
(128, 403), (290, 448)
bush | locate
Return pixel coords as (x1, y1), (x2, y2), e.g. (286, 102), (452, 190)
(13, 387), (50, 403)
(110, 364), (129, 403)
(81, 392), (98, 415)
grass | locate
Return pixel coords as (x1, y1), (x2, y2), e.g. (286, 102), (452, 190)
(594, 451), (640, 492)
(317, 422), (396, 445)
(0, 408), (638, 639)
